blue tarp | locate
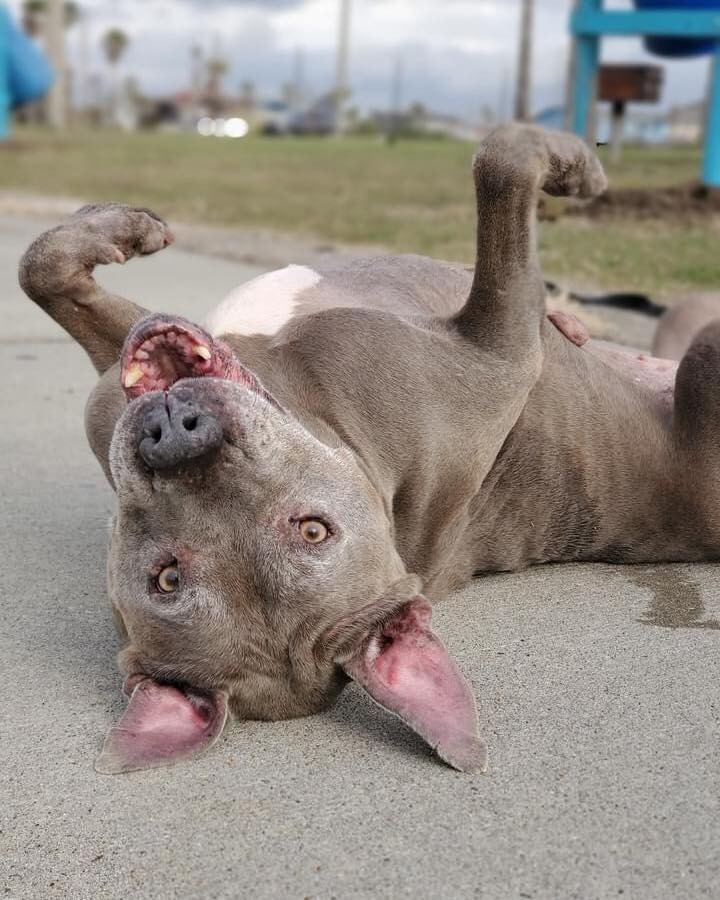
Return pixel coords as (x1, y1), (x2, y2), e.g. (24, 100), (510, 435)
(0, 4), (54, 138)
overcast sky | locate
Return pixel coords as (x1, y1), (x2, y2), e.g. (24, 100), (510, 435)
(6, 0), (710, 119)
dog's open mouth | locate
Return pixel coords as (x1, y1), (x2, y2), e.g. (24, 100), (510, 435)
(120, 315), (274, 404)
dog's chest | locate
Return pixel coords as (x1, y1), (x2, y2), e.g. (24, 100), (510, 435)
(204, 265), (323, 338)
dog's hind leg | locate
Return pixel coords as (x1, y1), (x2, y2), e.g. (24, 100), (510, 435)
(454, 124), (606, 363)
(19, 203), (172, 374)
(673, 321), (720, 539)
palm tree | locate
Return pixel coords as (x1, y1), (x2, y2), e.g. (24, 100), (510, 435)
(18, 1), (80, 127)
(240, 80), (256, 110)
(102, 28), (129, 66)
(63, 0), (79, 28)
(22, 0), (79, 37)
(206, 56), (228, 114)
(102, 28), (130, 124)
(207, 58), (228, 94)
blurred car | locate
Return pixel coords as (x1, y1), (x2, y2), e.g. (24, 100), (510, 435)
(259, 100), (292, 135)
(289, 95), (336, 135)
(259, 95), (337, 136)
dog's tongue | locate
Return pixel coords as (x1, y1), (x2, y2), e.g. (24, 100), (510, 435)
(95, 678), (228, 774)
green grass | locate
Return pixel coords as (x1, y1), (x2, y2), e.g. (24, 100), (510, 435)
(538, 219), (720, 295)
(1, 127), (717, 296)
(598, 142), (702, 189)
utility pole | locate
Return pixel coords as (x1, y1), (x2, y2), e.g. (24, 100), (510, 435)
(293, 46), (305, 113)
(497, 63), (510, 123)
(190, 44), (204, 109)
(387, 51), (404, 144)
(514, 0), (534, 122)
(564, 0), (579, 130)
(46, 0), (67, 128)
(77, 11), (90, 115)
(334, 0), (351, 134)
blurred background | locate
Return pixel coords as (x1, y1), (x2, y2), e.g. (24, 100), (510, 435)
(0, 0), (718, 302)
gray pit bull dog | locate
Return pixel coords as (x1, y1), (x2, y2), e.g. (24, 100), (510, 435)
(19, 125), (720, 775)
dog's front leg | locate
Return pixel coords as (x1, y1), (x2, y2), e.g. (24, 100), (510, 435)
(454, 125), (606, 365)
(18, 203), (172, 374)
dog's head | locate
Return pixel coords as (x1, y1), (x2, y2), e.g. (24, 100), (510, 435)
(96, 314), (485, 775)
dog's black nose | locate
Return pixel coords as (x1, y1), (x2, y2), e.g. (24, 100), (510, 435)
(138, 394), (223, 469)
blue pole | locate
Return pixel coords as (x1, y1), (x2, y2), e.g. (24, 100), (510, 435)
(570, 0), (604, 141)
(572, 34), (599, 140)
(703, 47), (720, 188)
(571, 0), (601, 141)
(0, 4), (9, 140)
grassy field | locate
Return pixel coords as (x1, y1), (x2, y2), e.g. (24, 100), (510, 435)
(1, 128), (717, 296)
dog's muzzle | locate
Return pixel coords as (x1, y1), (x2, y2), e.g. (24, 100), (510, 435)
(138, 392), (223, 469)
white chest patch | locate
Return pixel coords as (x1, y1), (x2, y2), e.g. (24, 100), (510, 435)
(204, 264), (322, 338)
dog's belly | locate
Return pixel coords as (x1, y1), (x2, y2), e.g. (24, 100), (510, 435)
(585, 339), (677, 414)
(204, 265), (323, 338)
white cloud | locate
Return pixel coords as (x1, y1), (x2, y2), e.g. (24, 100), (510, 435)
(5, 0), (709, 118)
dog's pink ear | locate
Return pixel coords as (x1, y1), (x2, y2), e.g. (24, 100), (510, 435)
(336, 596), (487, 773)
(95, 678), (228, 774)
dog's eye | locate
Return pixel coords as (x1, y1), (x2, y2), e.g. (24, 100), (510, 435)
(298, 519), (329, 544)
(156, 563), (180, 593)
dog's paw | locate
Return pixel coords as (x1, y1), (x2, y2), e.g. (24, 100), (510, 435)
(19, 203), (173, 304)
(69, 202), (174, 263)
(474, 124), (607, 200)
(538, 129), (607, 199)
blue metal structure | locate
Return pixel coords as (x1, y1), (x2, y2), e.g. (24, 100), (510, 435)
(570, 0), (720, 186)
(0, 6), (9, 139)
(636, 0), (719, 58)
(0, 3), (53, 140)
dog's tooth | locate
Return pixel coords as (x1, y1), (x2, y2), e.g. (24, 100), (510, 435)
(124, 363), (144, 388)
(193, 345), (212, 360)
(135, 349), (149, 360)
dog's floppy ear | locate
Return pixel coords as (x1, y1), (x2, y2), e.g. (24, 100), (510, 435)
(329, 590), (487, 774)
(95, 677), (228, 774)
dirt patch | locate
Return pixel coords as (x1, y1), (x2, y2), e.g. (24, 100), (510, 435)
(566, 182), (720, 222)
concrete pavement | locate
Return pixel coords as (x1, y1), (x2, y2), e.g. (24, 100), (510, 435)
(1, 215), (719, 900)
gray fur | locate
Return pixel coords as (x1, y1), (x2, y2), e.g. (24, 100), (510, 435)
(18, 125), (720, 771)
